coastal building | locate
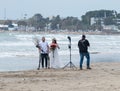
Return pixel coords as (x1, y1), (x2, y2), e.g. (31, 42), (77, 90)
(103, 25), (119, 31)
(0, 23), (18, 31)
(8, 23), (18, 31)
(114, 18), (120, 25)
(90, 17), (104, 26)
(90, 17), (120, 32)
(0, 24), (8, 30)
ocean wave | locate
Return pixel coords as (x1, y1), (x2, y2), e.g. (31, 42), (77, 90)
(0, 42), (34, 46)
(0, 52), (38, 58)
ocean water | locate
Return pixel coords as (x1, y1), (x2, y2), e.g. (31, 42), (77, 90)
(0, 32), (120, 71)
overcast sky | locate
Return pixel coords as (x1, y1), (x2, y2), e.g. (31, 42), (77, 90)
(0, 0), (120, 20)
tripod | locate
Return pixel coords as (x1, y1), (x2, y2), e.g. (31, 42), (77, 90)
(63, 36), (77, 69)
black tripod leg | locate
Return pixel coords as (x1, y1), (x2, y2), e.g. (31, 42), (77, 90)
(70, 62), (77, 69)
(63, 61), (77, 69)
(63, 62), (70, 69)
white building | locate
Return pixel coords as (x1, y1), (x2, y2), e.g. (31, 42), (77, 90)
(103, 25), (119, 31)
(0, 24), (8, 30)
(8, 23), (18, 31)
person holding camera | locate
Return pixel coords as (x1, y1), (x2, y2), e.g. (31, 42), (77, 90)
(78, 35), (91, 70)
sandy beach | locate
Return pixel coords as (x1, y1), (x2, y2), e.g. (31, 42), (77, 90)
(0, 62), (119, 91)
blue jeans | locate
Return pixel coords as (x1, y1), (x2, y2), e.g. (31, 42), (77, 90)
(80, 52), (90, 68)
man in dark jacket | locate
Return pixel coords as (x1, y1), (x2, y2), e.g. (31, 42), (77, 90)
(78, 35), (91, 70)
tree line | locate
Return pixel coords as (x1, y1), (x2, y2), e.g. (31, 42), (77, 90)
(2, 10), (120, 31)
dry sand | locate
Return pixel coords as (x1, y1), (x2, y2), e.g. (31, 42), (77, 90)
(0, 62), (120, 91)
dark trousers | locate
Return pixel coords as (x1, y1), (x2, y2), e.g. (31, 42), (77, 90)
(80, 52), (90, 68)
(41, 53), (48, 68)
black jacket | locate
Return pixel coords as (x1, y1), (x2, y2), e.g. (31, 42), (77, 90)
(78, 39), (90, 53)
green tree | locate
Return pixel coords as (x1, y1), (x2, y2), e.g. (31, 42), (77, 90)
(50, 15), (61, 30)
(27, 13), (46, 31)
(17, 20), (27, 26)
(61, 17), (82, 31)
(116, 13), (120, 18)
(81, 10), (116, 26)
(4, 20), (12, 25)
(104, 17), (115, 25)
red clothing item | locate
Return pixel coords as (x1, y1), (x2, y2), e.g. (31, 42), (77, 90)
(50, 43), (57, 50)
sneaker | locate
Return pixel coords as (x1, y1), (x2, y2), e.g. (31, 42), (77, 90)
(80, 67), (83, 70)
(87, 67), (91, 69)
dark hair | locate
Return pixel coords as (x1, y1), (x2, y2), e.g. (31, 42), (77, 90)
(82, 35), (86, 39)
(54, 39), (57, 43)
(52, 38), (57, 43)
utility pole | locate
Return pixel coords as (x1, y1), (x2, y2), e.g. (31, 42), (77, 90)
(4, 8), (6, 20)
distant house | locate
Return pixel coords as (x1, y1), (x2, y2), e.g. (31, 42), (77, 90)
(0, 24), (8, 30)
(103, 25), (119, 31)
(91, 17), (96, 25)
(0, 23), (18, 31)
(90, 17), (120, 32)
(114, 18), (120, 25)
(90, 17), (104, 26)
(8, 23), (18, 31)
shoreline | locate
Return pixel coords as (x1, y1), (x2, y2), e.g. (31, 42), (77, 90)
(1, 30), (120, 35)
(0, 62), (120, 91)
(1, 52), (120, 72)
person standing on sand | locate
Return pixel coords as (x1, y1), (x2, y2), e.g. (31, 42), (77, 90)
(78, 35), (91, 70)
(38, 36), (49, 68)
(49, 38), (61, 68)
